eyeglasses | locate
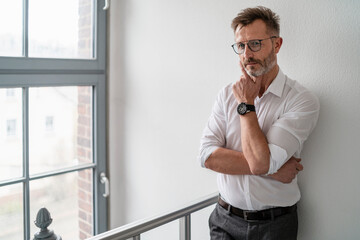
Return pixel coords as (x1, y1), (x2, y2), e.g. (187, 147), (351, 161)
(231, 36), (278, 55)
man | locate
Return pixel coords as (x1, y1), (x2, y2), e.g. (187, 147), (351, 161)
(198, 6), (320, 240)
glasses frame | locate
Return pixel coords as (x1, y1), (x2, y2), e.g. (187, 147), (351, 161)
(231, 36), (278, 55)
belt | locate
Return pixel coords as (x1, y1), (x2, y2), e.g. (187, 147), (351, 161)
(218, 198), (297, 221)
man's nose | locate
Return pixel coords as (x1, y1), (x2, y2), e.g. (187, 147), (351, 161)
(242, 44), (254, 58)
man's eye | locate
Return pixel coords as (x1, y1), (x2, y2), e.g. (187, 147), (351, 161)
(238, 43), (245, 49)
(249, 41), (261, 47)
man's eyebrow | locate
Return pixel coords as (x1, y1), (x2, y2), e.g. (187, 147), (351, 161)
(238, 39), (259, 43)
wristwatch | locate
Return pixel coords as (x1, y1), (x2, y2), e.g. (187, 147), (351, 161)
(237, 102), (255, 115)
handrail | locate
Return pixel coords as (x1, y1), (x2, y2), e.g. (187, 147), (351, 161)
(86, 192), (218, 240)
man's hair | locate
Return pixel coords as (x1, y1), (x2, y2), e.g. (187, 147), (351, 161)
(231, 6), (280, 36)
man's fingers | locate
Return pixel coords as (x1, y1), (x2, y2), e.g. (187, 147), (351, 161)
(296, 163), (303, 171)
(240, 62), (247, 75)
(290, 156), (301, 162)
(240, 62), (254, 82)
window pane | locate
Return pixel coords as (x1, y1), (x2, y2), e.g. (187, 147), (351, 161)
(29, 86), (93, 175)
(141, 220), (179, 239)
(29, 0), (94, 59)
(30, 170), (94, 239)
(191, 205), (216, 239)
(0, 184), (23, 240)
(0, 88), (23, 181)
(0, 0), (23, 57)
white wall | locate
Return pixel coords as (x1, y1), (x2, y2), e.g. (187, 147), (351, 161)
(108, 0), (360, 239)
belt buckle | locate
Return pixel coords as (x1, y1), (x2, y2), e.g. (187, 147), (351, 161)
(243, 210), (251, 221)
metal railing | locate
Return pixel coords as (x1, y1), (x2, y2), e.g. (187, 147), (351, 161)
(86, 192), (218, 240)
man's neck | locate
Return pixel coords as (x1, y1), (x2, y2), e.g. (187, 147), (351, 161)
(257, 65), (279, 98)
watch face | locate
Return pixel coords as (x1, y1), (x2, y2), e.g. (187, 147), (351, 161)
(237, 103), (247, 115)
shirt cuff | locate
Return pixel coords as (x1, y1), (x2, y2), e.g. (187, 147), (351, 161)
(267, 143), (288, 175)
(198, 146), (219, 168)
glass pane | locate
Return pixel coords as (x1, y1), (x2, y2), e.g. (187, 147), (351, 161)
(191, 204), (215, 239)
(30, 170), (94, 240)
(29, 86), (93, 175)
(0, 0), (23, 57)
(29, 0), (94, 59)
(0, 184), (23, 240)
(0, 88), (23, 181)
(141, 220), (179, 240)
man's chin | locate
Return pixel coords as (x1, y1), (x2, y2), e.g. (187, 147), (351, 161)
(246, 68), (264, 77)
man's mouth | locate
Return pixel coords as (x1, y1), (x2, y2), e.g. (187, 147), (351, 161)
(245, 62), (259, 69)
(245, 59), (262, 67)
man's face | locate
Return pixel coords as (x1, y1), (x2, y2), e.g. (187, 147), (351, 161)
(235, 19), (279, 77)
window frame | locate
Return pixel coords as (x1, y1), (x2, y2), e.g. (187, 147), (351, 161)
(0, 0), (108, 239)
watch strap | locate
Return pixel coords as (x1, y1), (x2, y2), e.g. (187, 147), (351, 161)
(246, 104), (255, 112)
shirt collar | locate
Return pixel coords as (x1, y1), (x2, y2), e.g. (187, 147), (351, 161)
(262, 68), (286, 98)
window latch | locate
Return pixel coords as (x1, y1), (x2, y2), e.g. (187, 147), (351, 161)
(100, 172), (110, 198)
(103, 0), (110, 10)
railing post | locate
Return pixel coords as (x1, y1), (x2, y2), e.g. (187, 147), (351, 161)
(133, 235), (141, 240)
(33, 207), (62, 240)
(179, 214), (191, 240)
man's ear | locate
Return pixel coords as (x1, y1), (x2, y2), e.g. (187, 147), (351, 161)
(274, 37), (283, 54)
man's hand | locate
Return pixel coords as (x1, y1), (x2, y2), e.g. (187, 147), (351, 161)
(232, 63), (262, 104)
(269, 157), (303, 183)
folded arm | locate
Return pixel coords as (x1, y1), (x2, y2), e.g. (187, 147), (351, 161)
(204, 147), (251, 175)
(204, 146), (302, 183)
(198, 78), (319, 182)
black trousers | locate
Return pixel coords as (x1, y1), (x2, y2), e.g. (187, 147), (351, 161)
(209, 204), (298, 240)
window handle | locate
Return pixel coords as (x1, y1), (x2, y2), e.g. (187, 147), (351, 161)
(100, 172), (110, 198)
(103, 0), (110, 10)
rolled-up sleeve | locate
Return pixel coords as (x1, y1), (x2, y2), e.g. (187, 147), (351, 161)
(198, 89), (227, 168)
(266, 90), (320, 174)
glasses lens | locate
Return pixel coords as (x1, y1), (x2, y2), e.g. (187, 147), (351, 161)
(234, 43), (245, 54)
(232, 44), (239, 54)
(248, 40), (261, 52)
(238, 43), (245, 53)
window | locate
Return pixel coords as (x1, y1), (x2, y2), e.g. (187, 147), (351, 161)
(0, 1), (107, 240)
(45, 116), (54, 131)
(0, 0), (22, 57)
(28, 0), (94, 59)
(6, 119), (17, 136)
(6, 89), (16, 98)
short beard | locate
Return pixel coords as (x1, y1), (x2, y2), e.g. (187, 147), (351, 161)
(244, 50), (276, 77)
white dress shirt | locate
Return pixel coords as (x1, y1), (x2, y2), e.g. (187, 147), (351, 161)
(198, 69), (320, 210)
